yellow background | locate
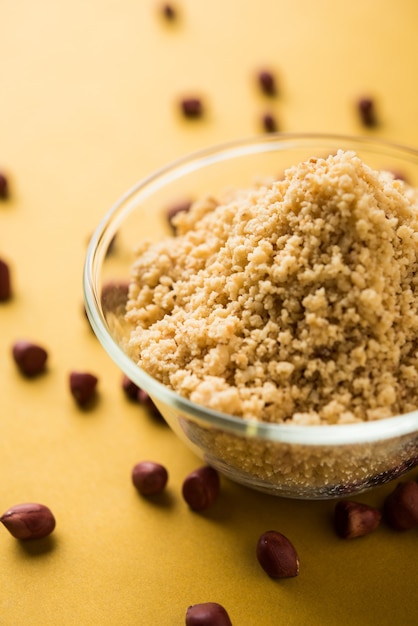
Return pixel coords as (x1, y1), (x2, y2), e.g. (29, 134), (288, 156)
(1, 1), (418, 624)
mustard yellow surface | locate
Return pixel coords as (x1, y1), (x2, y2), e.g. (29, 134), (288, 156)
(1, 1), (418, 624)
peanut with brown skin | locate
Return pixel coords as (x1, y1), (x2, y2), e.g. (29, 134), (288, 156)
(121, 374), (140, 401)
(334, 500), (382, 539)
(69, 371), (98, 407)
(257, 70), (277, 96)
(0, 172), (9, 199)
(383, 481), (418, 531)
(182, 466), (220, 511)
(161, 3), (177, 21)
(137, 388), (164, 420)
(0, 503), (56, 540)
(357, 97), (377, 127)
(262, 113), (278, 133)
(0, 258), (12, 300)
(100, 280), (129, 315)
(12, 340), (48, 377)
(185, 602), (232, 626)
(180, 98), (203, 118)
(132, 461), (168, 496)
(256, 530), (299, 579)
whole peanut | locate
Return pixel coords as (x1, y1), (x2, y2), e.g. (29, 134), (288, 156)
(1, 503), (56, 540)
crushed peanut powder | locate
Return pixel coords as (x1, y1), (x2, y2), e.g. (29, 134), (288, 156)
(125, 151), (418, 425)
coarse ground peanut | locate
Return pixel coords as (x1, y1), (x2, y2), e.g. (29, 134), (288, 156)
(125, 151), (418, 425)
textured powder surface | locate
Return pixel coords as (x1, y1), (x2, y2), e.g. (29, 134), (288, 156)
(125, 151), (418, 425)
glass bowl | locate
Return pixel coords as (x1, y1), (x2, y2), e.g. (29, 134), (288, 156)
(84, 133), (418, 499)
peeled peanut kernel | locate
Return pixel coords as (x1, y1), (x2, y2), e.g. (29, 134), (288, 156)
(185, 602), (232, 626)
(334, 500), (382, 539)
(0, 503), (56, 540)
(383, 481), (418, 531)
(12, 340), (48, 377)
(182, 466), (220, 511)
(256, 530), (299, 579)
(132, 461), (168, 496)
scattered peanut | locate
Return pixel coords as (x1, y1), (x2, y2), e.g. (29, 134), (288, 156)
(0, 503), (56, 540)
(12, 340), (48, 377)
(0, 257), (12, 301)
(0, 172), (9, 199)
(101, 280), (129, 315)
(357, 97), (377, 127)
(383, 481), (418, 531)
(257, 69), (277, 96)
(334, 500), (382, 539)
(69, 371), (98, 407)
(121, 374), (140, 401)
(256, 530), (299, 579)
(132, 461), (168, 496)
(182, 465), (220, 511)
(161, 3), (177, 21)
(185, 602), (232, 626)
(180, 97), (203, 118)
(137, 387), (164, 420)
(262, 112), (278, 133)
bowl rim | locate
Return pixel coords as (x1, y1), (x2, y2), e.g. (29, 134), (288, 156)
(84, 132), (418, 446)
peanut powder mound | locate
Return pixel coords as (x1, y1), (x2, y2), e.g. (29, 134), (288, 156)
(125, 151), (418, 425)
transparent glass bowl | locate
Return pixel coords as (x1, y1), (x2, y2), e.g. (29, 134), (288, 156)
(84, 133), (418, 499)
